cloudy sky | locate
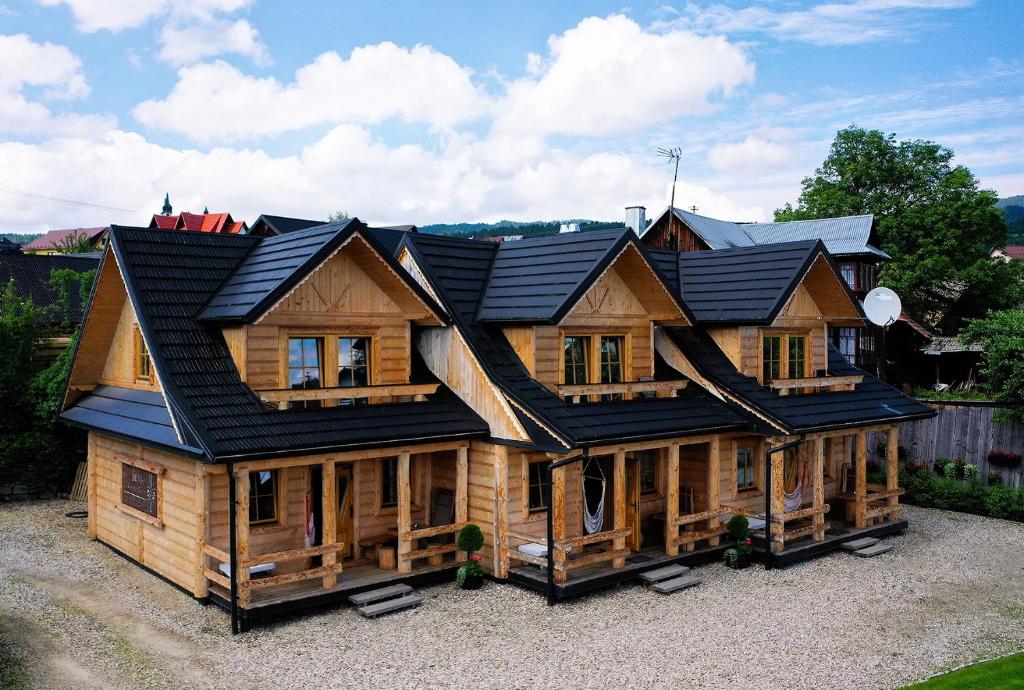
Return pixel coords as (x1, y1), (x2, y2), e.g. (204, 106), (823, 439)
(0, 0), (1021, 232)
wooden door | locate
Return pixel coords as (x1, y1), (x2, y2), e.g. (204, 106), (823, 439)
(336, 465), (354, 560)
(626, 459), (642, 550)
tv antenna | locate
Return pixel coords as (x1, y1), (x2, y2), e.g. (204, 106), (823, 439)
(657, 147), (682, 210)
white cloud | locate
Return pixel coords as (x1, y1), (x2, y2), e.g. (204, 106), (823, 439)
(38, 0), (265, 66)
(493, 14), (755, 137)
(709, 136), (793, 173)
(0, 33), (114, 135)
(670, 0), (973, 46)
(133, 43), (489, 141)
(157, 18), (268, 66)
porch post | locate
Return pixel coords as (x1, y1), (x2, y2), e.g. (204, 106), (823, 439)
(192, 466), (209, 598)
(493, 445), (509, 578)
(812, 437), (826, 541)
(456, 445), (468, 563)
(769, 445), (784, 554)
(707, 436), (721, 547)
(551, 463), (567, 583)
(613, 449), (626, 568)
(397, 451), (412, 573)
(886, 425), (900, 521)
(665, 443), (680, 556)
(855, 430), (868, 529)
(234, 469), (251, 604)
(321, 460), (337, 589)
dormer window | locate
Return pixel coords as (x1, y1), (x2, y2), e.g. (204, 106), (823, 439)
(762, 333), (808, 384)
(134, 326), (151, 383)
(288, 337), (323, 409)
(338, 337), (371, 406)
(563, 336), (590, 385)
(599, 336), (624, 400)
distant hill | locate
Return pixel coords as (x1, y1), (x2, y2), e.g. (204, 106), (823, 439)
(418, 219), (621, 240)
(1, 233), (43, 246)
(998, 197), (1024, 245)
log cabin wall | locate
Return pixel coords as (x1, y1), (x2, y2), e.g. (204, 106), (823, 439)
(679, 443), (710, 513)
(97, 297), (161, 391)
(643, 214), (710, 252)
(88, 432), (202, 594)
(466, 441), (499, 571)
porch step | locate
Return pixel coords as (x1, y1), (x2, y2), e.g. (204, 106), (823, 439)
(347, 583), (414, 607)
(854, 543), (893, 558)
(651, 574), (702, 594)
(841, 537), (880, 552)
(639, 564), (690, 584)
(356, 593), (423, 618)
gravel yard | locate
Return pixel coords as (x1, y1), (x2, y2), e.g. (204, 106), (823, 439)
(1, 501), (1023, 689)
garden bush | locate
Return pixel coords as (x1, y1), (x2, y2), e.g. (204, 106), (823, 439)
(900, 464), (1024, 523)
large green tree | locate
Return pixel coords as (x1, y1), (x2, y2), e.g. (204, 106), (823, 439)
(776, 126), (1023, 332)
(961, 310), (1024, 421)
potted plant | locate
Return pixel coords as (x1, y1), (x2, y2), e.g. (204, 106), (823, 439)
(989, 450), (1022, 469)
(455, 523), (485, 590)
(723, 515), (752, 570)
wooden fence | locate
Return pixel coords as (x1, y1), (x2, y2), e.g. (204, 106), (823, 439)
(868, 401), (1024, 488)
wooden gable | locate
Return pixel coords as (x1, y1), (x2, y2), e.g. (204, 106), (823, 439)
(643, 212), (711, 253)
(773, 254), (862, 327)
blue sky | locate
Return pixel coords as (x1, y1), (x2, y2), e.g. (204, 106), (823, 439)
(0, 0), (1021, 232)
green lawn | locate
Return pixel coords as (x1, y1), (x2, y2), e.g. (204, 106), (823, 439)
(905, 652), (1024, 689)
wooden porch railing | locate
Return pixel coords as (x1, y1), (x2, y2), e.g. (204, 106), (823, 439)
(506, 524), (632, 575)
(200, 541), (348, 602)
(667, 507), (730, 551)
(556, 379), (688, 403)
(399, 522), (466, 566)
(256, 382), (439, 408)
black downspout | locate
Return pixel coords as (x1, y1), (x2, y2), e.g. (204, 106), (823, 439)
(764, 437), (803, 571)
(227, 462), (240, 635)
(546, 448), (589, 606)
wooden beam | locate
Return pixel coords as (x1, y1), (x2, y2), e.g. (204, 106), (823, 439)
(230, 440), (469, 473)
(493, 445), (509, 578)
(613, 449), (626, 568)
(854, 431), (868, 528)
(556, 379), (688, 398)
(665, 443), (680, 556)
(886, 425), (901, 522)
(234, 469), (251, 604)
(812, 437), (826, 541)
(769, 446), (784, 554)
(455, 446), (468, 563)
(552, 464), (566, 583)
(769, 375), (863, 391)
(193, 466), (209, 598)
(256, 382), (439, 403)
(557, 526), (632, 550)
(322, 460), (338, 589)
(707, 436), (721, 547)
(397, 451), (412, 573)
(87, 434), (97, 540)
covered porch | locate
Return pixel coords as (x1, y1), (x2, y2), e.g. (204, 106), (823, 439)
(198, 440), (469, 624)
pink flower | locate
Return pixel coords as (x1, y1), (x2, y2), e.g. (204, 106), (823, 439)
(470, 554), (480, 561)
(745, 539), (752, 545)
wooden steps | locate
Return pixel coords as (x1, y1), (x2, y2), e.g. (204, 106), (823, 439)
(840, 537), (879, 552)
(853, 543), (893, 558)
(640, 563), (701, 594)
(840, 536), (892, 558)
(348, 584), (422, 617)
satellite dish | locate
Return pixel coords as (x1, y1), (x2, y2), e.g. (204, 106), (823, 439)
(863, 287), (902, 327)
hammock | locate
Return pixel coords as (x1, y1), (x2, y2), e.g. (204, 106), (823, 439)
(783, 453), (807, 513)
(582, 457), (607, 534)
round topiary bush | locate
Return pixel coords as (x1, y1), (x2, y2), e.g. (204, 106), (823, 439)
(456, 523), (484, 555)
(726, 515), (749, 542)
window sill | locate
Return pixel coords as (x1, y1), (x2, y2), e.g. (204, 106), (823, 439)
(117, 503), (163, 529)
(250, 523), (294, 536)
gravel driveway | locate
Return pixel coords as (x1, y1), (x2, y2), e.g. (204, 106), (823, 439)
(1, 501), (1023, 689)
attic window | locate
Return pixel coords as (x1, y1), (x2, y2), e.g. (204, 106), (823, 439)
(288, 337), (323, 409)
(134, 326), (151, 382)
(563, 336), (590, 386)
(762, 333), (808, 384)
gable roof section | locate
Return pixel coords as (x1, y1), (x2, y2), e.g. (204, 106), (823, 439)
(662, 327), (934, 434)
(0, 252), (99, 324)
(250, 214), (326, 236)
(198, 220), (445, 325)
(23, 227), (105, 251)
(401, 233), (749, 449)
(678, 240), (823, 324)
(476, 228), (688, 323)
(60, 226), (487, 461)
(642, 207), (888, 259)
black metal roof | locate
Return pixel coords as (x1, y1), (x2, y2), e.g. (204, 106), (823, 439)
(663, 327), (935, 434)
(250, 214), (326, 236)
(60, 226), (488, 462)
(0, 252), (99, 325)
(475, 228), (688, 323)
(402, 233), (751, 449)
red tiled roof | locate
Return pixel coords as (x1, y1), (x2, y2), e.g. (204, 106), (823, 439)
(149, 212), (247, 234)
(23, 227), (106, 250)
(1004, 245), (1024, 260)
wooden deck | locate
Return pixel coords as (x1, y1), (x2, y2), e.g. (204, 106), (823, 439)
(754, 517), (909, 567)
(207, 558), (459, 621)
(507, 544), (728, 601)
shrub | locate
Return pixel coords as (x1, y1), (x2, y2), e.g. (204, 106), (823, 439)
(988, 473), (1004, 487)
(963, 463), (979, 481)
(989, 450), (1023, 468)
(726, 515), (749, 542)
(456, 523), (484, 555)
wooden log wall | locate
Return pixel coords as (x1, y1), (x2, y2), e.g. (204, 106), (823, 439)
(867, 401), (1024, 488)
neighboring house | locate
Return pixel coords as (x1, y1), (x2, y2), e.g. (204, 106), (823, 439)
(0, 237), (21, 252)
(150, 211), (247, 234)
(58, 219), (931, 631)
(22, 227), (107, 255)
(920, 336), (985, 390)
(638, 207), (889, 372)
(248, 214), (326, 237)
(992, 245), (1024, 262)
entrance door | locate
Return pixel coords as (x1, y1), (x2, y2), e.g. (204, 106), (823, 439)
(625, 458), (642, 550)
(336, 465), (354, 560)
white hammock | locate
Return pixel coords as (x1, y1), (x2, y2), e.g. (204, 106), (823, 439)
(582, 458), (606, 534)
(783, 461), (807, 513)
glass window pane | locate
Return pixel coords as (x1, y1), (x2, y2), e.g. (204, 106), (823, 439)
(289, 339), (302, 366)
(303, 338), (319, 363)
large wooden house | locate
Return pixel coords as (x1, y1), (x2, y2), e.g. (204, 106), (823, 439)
(59, 218), (932, 630)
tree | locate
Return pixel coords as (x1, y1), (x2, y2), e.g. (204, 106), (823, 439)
(327, 211), (351, 224)
(53, 230), (95, 254)
(776, 126), (1024, 333)
(48, 267), (96, 328)
(961, 310), (1024, 422)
